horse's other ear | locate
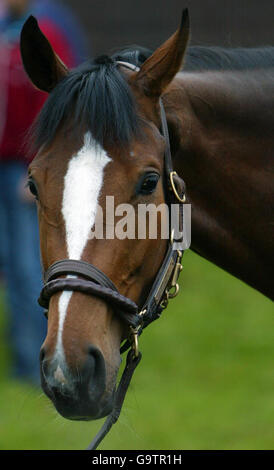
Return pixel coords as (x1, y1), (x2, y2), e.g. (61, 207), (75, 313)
(135, 8), (190, 97)
(20, 16), (68, 93)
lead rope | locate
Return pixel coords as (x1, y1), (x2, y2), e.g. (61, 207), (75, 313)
(86, 349), (142, 450)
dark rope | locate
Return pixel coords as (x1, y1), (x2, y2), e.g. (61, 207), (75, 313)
(86, 350), (142, 450)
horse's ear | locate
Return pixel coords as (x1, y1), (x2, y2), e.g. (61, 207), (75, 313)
(135, 9), (190, 97)
(20, 16), (68, 93)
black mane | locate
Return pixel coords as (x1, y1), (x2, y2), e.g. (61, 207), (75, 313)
(32, 45), (274, 151)
(184, 45), (274, 71)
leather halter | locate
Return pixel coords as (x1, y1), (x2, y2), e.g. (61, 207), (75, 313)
(38, 61), (187, 450)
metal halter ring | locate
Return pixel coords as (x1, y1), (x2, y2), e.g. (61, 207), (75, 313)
(169, 171), (186, 203)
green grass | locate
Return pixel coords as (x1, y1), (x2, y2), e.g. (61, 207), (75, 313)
(0, 250), (273, 449)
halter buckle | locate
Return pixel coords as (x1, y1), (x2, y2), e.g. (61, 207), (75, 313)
(129, 309), (146, 358)
(160, 249), (183, 308)
(170, 251), (183, 287)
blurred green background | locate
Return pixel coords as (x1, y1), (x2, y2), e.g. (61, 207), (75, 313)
(0, 250), (273, 450)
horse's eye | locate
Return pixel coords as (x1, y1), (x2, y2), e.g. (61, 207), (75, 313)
(27, 178), (38, 199)
(137, 172), (160, 195)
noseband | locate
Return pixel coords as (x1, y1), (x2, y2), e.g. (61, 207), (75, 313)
(38, 61), (187, 450)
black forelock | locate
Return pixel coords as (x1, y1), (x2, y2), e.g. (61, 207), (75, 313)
(31, 54), (141, 151)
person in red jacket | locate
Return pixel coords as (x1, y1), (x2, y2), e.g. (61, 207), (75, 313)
(0, 0), (88, 384)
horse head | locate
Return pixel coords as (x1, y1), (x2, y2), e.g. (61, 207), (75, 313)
(20, 11), (189, 421)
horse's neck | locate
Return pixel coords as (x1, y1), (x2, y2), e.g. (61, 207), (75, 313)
(167, 70), (274, 300)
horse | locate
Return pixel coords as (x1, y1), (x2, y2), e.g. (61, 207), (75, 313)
(20, 9), (274, 445)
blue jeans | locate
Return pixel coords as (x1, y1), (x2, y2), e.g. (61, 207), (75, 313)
(0, 161), (47, 384)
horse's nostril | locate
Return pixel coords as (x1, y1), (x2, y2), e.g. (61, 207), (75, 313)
(40, 346), (50, 378)
(40, 346), (45, 362)
(86, 345), (106, 391)
(80, 347), (96, 383)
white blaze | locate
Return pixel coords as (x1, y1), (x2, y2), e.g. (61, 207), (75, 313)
(55, 132), (111, 361)
(62, 132), (111, 259)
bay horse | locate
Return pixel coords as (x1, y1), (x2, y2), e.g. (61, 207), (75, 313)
(20, 9), (273, 445)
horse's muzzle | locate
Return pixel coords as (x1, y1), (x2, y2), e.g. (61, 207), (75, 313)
(39, 344), (114, 420)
